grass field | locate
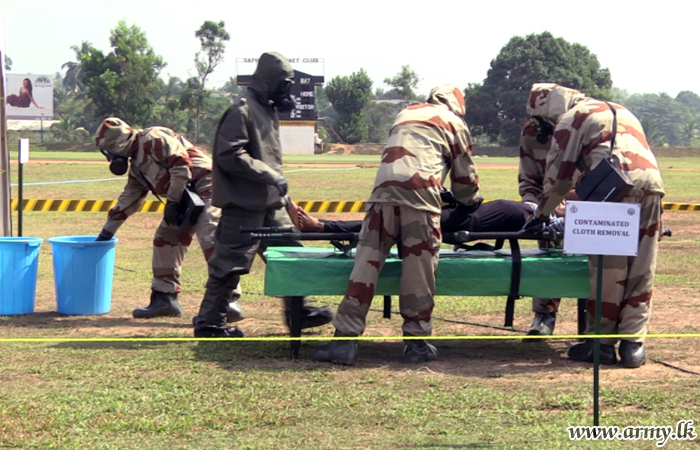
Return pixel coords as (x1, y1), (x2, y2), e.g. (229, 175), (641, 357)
(1, 153), (699, 449)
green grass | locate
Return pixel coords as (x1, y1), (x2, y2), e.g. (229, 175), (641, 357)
(1, 156), (699, 449)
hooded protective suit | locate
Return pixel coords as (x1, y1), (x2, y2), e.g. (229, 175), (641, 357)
(330, 84), (480, 344)
(367, 84), (480, 213)
(525, 83), (665, 218)
(193, 52), (333, 334)
(525, 83), (666, 350)
(95, 117), (213, 233)
(210, 52), (293, 211)
(95, 117), (219, 297)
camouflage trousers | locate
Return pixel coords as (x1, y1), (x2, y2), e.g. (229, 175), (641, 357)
(585, 195), (662, 345)
(152, 198), (239, 298)
(333, 203), (442, 336)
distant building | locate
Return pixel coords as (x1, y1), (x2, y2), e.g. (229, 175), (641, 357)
(7, 120), (59, 131)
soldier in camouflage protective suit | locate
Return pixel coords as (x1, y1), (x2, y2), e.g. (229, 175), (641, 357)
(518, 118), (563, 337)
(95, 118), (244, 321)
(522, 83), (665, 368)
(313, 85), (481, 365)
(192, 52), (333, 338)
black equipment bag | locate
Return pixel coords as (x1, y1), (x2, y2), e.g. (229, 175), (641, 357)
(575, 102), (634, 202)
(177, 181), (205, 229)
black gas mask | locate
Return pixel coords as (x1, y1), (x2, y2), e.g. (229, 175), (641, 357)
(533, 116), (554, 145)
(100, 148), (129, 176)
(269, 78), (296, 113)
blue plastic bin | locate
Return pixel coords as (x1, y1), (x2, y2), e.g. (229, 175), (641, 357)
(49, 235), (119, 315)
(0, 237), (43, 315)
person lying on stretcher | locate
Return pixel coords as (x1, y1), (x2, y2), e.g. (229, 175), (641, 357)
(288, 195), (566, 236)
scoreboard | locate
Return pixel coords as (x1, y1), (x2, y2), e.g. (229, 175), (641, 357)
(236, 69), (324, 121)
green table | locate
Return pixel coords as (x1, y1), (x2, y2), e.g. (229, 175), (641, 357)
(264, 246), (591, 358)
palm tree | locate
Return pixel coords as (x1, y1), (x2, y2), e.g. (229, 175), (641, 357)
(680, 117), (699, 146)
(62, 41), (91, 94)
(50, 115), (89, 142)
(640, 116), (666, 147)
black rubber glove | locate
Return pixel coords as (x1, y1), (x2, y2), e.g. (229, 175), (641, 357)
(95, 229), (114, 242)
(274, 178), (289, 197)
(164, 201), (180, 226)
(521, 216), (550, 233)
(440, 188), (459, 205)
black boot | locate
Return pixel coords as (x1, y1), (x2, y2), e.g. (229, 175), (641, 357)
(284, 297), (334, 330)
(567, 339), (617, 365)
(526, 312), (556, 337)
(194, 324), (245, 338)
(403, 333), (438, 363)
(619, 340), (646, 368)
(312, 329), (358, 365)
(133, 290), (183, 319)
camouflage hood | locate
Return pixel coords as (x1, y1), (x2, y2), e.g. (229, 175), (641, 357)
(526, 83), (585, 125)
(427, 84), (466, 117)
(95, 117), (139, 157)
(249, 52), (294, 104)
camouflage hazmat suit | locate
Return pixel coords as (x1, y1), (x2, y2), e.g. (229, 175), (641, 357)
(527, 83), (665, 345)
(518, 119), (562, 316)
(193, 52), (332, 333)
(333, 85), (481, 337)
(95, 118), (226, 298)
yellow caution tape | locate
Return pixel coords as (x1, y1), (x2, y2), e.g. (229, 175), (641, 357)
(662, 203), (700, 212)
(9, 200), (700, 213)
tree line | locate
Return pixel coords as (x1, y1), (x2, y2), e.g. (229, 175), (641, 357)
(7, 26), (700, 148)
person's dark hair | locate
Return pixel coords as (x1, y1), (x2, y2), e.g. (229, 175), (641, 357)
(24, 78), (33, 95)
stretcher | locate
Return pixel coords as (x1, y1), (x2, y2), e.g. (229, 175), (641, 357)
(263, 240), (591, 358)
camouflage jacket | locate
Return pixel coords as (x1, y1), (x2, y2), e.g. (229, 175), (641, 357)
(526, 84), (665, 218)
(367, 85), (480, 214)
(102, 127), (212, 235)
(517, 119), (552, 204)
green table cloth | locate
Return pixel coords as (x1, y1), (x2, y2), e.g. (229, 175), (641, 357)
(264, 247), (590, 299)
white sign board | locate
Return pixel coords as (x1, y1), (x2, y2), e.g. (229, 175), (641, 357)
(6, 73), (54, 120)
(19, 139), (29, 163)
(236, 57), (324, 78)
(563, 201), (641, 256)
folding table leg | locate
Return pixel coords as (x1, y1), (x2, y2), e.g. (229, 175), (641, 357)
(383, 295), (392, 319)
(504, 296), (516, 327)
(577, 298), (587, 337)
(289, 295), (303, 359)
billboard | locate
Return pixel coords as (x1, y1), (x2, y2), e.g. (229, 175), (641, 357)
(6, 73), (54, 120)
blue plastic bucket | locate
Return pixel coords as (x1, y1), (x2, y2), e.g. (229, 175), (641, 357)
(49, 235), (119, 315)
(0, 237), (43, 315)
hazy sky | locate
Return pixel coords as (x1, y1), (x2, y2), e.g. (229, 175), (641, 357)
(1, 0), (697, 98)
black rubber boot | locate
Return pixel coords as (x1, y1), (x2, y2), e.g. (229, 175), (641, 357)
(284, 297), (334, 330)
(193, 324), (245, 338)
(526, 312), (556, 337)
(619, 340), (646, 368)
(312, 330), (358, 365)
(133, 290), (183, 319)
(403, 333), (438, 363)
(567, 339), (617, 365)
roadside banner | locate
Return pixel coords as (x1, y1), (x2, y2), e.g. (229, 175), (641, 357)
(0, 16), (12, 236)
(5, 73), (54, 120)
